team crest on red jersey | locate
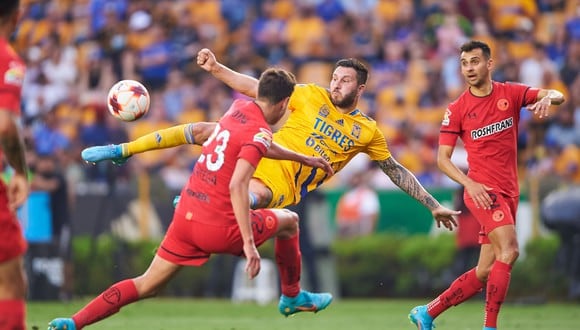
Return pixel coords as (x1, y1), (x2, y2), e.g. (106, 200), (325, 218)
(497, 99), (509, 111)
(492, 210), (505, 222)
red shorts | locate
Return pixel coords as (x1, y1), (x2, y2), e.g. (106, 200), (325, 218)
(0, 188), (27, 262)
(157, 208), (279, 266)
(464, 189), (518, 245)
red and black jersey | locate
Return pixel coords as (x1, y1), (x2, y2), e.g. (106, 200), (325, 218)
(176, 99), (273, 225)
(439, 81), (539, 197)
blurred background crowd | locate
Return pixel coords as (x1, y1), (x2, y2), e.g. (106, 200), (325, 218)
(8, 0), (579, 195)
(5, 0), (580, 302)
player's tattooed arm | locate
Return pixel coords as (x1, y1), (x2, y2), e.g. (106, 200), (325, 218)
(377, 157), (440, 210)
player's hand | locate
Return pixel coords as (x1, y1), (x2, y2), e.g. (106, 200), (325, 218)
(526, 96), (551, 119)
(301, 156), (334, 176)
(431, 205), (459, 231)
(243, 242), (261, 280)
(465, 180), (493, 209)
(196, 48), (218, 72)
(7, 173), (29, 211)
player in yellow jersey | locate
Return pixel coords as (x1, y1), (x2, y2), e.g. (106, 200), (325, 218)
(82, 48), (459, 229)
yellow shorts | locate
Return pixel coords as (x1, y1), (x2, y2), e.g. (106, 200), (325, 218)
(253, 157), (299, 208)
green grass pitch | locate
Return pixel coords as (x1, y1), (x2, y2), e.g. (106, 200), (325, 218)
(29, 298), (577, 330)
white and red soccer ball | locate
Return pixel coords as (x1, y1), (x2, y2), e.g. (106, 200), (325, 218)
(107, 80), (150, 121)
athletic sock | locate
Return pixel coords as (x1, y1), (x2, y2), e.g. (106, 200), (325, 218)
(484, 260), (512, 328)
(72, 279), (139, 329)
(0, 299), (25, 330)
(427, 267), (484, 318)
(124, 124), (192, 156)
(275, 233), (301, 297)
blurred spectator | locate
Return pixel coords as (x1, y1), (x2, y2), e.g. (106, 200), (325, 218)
(335, 167), (380, 238)
(89, 0), (128, 37)
(519, 42), (556, 88)
(285, 4), (327, 62)
(168, 5), (200, 72)
(29, 153), (73, 300)
(559, 40), (580, 86)
(135, 23), (172, 92)
(544, 105), (580, 149)
(487, 0), (538, 38)
(32, 106), (71, 161)
(251, 0), (287, 64)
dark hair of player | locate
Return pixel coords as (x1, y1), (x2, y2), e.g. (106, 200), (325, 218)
(0, 0), (19, 20)
(257, 68), (297, 104)
(335, 58), (369, 85)
(460, 40), (492, 59)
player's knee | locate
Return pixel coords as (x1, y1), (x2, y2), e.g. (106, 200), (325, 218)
(276, 210), (299, 238)
(249, 181), (273, 209)
(497, 246), (519, 265)
(251, 191), (271, 209)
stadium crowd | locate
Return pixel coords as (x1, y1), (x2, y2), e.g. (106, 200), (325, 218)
(7, 0), (580, 197)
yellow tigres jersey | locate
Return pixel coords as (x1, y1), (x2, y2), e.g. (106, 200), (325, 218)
(253, 83), (391, 208)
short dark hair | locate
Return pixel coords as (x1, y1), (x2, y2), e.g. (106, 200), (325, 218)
(335, 58), (369, 85)
(460, 40), (491, 59)
(257, 68), (297, 104)
(0, 0), (19, 20)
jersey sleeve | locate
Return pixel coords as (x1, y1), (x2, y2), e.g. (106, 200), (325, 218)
(522, 87), (540, 106)
(439, 106), (461, 147)
(0, 59), (25, 115)
(507, 82), (540, 108)
(0, 90), (21, 114)
(365, 126), (391, 161)
(238, 127), (272, 168)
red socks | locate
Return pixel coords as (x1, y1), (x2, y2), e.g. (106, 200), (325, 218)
(484, 260), (512, 328)
(72, 279), (139, 329)
(425, 261), (512, 328)
(275, 233), (301, 297)
(427, 268), (484, 318)
(0, 299), (25, 330)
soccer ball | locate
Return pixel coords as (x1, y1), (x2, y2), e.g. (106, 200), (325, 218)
(107, 80), (150, 121)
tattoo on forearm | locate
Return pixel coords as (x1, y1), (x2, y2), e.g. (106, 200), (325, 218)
(377, 158), (439, 210)
(1, 134), (27, 174)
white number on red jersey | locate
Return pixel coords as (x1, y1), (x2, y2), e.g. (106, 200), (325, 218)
(199, 124), (230, 171)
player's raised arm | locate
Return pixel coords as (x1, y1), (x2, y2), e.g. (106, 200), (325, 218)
(265, 142), (334, 175)
(526, 88), (565, 119)
(81, 122), (217, 164)
(197, 48), (259, 98)
(376, 156), (459, 230)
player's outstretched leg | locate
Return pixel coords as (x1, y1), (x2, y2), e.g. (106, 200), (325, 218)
(409, 305), (434, 330)
(278, 289), (333, 317)
(48, 318), (76, 330)
(81, 144), (127, 165)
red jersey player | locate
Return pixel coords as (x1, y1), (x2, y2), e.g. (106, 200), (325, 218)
(0, 1), (31, 329)
(49, 68), (333, 330)
(410, 40), (565, 330)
